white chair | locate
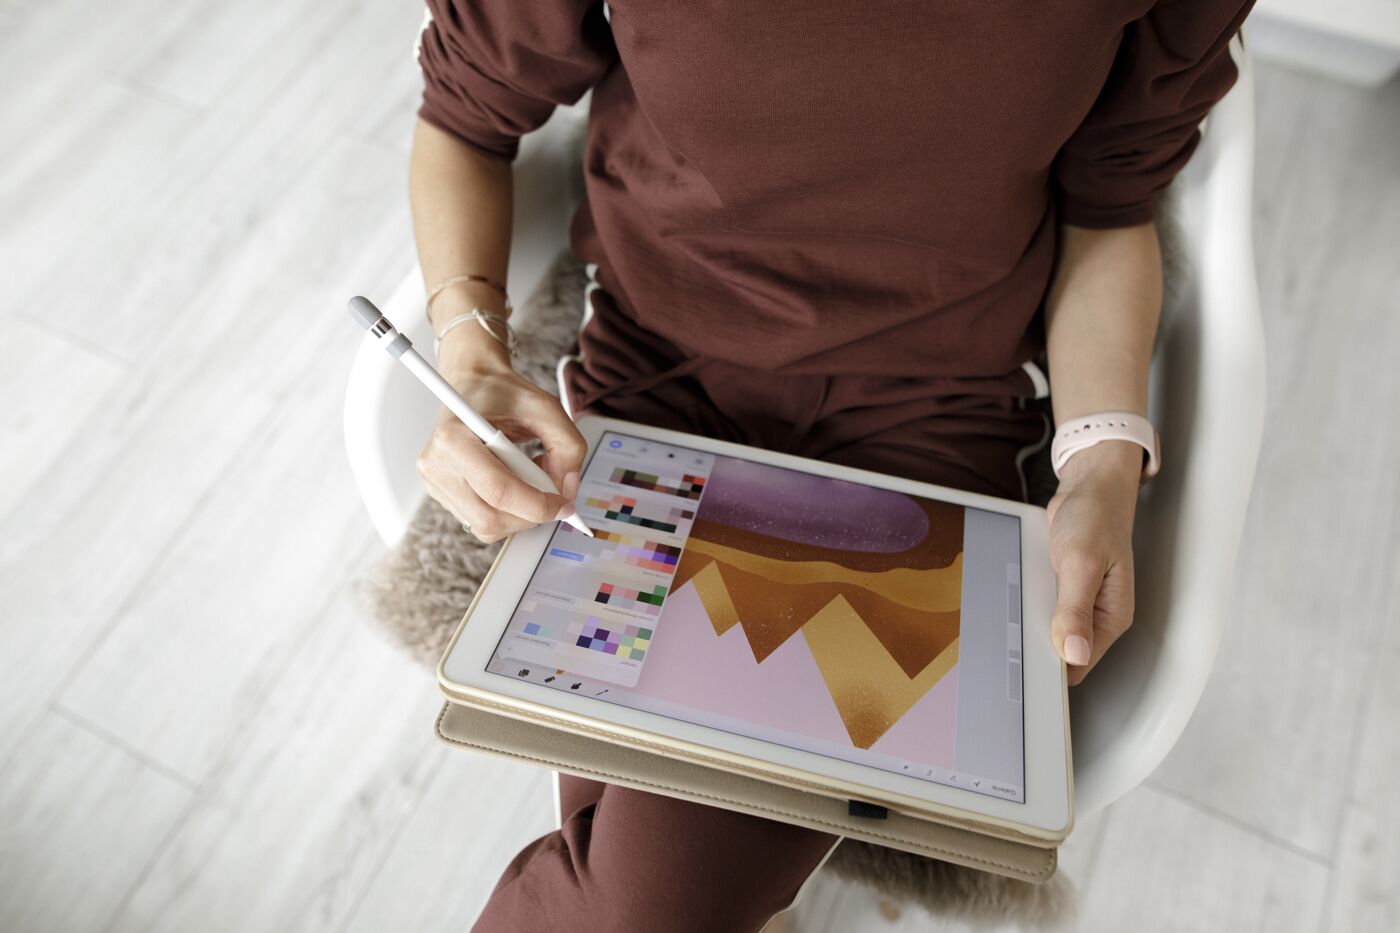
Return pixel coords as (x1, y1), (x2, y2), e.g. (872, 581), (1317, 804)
(343, 37), (1265, 824)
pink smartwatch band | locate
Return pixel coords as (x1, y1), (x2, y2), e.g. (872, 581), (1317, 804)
(1050, 411), (1161, 483)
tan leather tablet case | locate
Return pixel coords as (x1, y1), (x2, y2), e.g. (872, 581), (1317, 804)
(436, 698), (1057, 883)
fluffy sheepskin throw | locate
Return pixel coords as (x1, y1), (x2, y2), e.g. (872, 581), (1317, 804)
(354, 248), (1086, 928)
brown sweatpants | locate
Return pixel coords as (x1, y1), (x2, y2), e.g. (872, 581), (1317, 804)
(472, 281), (1051, 933)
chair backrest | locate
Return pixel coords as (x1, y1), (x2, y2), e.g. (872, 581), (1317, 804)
(1068, 35), (1267, 816)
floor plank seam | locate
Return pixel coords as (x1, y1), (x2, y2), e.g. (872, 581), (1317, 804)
(0, 455), (244, 778)
(1142, 779), (1331, 868)
(45, 348), (377, 707)
(95, 764), (205, 933)
(13, 309), (137, 371)
(183, 527), (385, 787)
(39, 400), (349, 779)
(1310, 469), (1396, 823)
(90, 531), (384, 933)
(46, 452), (252, 707)
(111, 73), (207, 116)
(49, 701), (200, 793)
(206, 0), (393, 136)
(1313, 478), (1400, 933)
(334, 745), (452, 933)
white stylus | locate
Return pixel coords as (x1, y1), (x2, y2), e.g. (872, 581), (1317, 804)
(348, 295), (594, 537)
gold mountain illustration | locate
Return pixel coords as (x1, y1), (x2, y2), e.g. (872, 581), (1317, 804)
(671, 498), (963, 748)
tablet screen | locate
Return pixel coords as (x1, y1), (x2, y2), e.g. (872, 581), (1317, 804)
(485, 430), (1026, 803)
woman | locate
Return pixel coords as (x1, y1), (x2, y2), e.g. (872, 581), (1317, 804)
(409, 1), (1252, 929)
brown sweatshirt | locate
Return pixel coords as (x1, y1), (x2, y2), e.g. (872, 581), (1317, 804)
(416, 0), (1253, 384)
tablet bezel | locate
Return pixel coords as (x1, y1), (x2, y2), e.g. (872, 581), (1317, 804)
(438, 414), (1073, 842)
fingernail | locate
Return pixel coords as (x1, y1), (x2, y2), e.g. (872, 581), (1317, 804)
(555, 502), (576, 521)
(1063, 634), (1090, 666)
(564, 470), (580, 497)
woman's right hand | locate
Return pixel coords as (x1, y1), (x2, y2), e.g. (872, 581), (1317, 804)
(416, 325), (587, 545)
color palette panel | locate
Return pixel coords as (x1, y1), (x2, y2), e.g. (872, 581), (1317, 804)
(609, 467), (707, 500)
(591, 529), (683, 572)
(594, 580), (668, 615)
(569, 616), (653, 660)
(582, 494), (695, 534)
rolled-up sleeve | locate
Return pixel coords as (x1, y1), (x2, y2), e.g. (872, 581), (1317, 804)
(416, 0), (617, 161)
(1052, 0), (1256, 229)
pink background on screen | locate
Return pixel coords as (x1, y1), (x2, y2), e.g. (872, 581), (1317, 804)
(632, 582), (958, 769)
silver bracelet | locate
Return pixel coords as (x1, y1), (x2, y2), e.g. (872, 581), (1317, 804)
(433, 308), (519, 357)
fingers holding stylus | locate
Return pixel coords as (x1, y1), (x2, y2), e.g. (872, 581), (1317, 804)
(465, 436), (573, 522)
(422, 474), (510, 544)
(418, 409), (572, 529)
(350, 296), (591, 537)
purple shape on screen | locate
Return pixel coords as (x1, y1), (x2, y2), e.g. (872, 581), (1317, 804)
(697, 455), (930, 552)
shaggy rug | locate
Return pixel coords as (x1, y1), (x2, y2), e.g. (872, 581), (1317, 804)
(354, 248), (1082, 928)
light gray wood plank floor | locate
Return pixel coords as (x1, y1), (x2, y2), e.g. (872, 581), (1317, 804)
(1, 3), (1396, 930)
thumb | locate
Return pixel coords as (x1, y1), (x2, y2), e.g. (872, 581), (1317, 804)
(1051, 557), (1101, 667)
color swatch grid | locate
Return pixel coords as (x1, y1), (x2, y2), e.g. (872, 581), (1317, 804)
(582, 494), (695, 534)
(570, 617), (653, 660)
(591, 529), (682, 572)
(609, 467), (707, 501)
(595, 580), (667, 615)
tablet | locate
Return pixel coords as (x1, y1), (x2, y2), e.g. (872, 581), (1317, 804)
(439, 415), (1072, 842)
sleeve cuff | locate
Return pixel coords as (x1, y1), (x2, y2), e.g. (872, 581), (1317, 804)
(417, 97), (521, 163)
(1055, 195), (1158, 230)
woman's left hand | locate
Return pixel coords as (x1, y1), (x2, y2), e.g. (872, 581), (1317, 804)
(1044, 442), (1144, 686)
